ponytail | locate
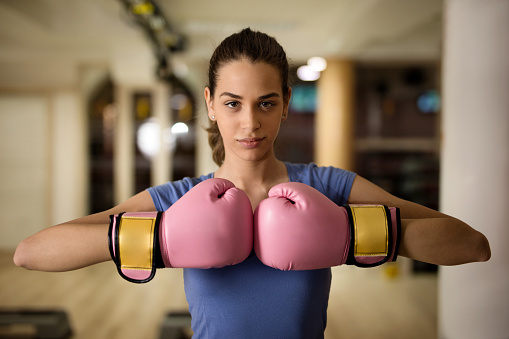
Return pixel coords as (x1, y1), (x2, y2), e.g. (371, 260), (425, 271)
(206, 120), (224, 166)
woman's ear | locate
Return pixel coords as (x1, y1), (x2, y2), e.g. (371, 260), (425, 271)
(282, 87), (292, 120)
(204, 87), (215, 119)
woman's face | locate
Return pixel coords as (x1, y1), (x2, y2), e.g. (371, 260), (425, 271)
(205, 59), (291, 164)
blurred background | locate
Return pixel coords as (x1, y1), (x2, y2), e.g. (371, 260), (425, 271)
(0, 0), (507, 338)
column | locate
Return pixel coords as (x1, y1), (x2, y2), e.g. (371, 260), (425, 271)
(114, 85), (135, 205)
(314, 59), (356, 171)
(151, 81), (172, 186)
(188, 60), (217, 176)
(439, 1), (509, 338)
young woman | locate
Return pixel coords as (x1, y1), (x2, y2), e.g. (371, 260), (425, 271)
(14, 28), (490, 338)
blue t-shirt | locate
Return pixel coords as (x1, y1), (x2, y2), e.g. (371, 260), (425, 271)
(147, 162), (356, 339)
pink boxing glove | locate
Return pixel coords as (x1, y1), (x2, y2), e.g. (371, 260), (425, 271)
(109, 178), (253, 283)
(254, 182), (400, 271)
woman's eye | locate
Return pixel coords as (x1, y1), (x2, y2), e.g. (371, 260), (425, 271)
(226, 101), (240, 108)
(260, 101), (274, 109)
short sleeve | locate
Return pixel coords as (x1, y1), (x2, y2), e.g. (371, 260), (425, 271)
(312, 165), (356, 205)
(286, 162), (356, 206)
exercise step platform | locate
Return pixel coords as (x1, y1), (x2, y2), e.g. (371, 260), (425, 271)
(0, 309), (72, 339)
(159, 311), (192, 339)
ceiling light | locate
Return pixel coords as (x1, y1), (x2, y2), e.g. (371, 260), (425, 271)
(171, 122), (189, 135)
(297, 65), (321, 81)
(307, 57), (327, 72)
(137, 118), (161, 158)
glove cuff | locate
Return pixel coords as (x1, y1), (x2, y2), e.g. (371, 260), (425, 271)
(108, 211), (163, 283)
(344, 205), (401, 267)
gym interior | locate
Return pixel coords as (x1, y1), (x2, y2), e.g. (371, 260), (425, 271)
(0, 1), (507, 338)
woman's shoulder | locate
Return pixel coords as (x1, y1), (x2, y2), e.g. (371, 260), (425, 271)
(285, 162), (355, 179)
(147, 173), (214, 210)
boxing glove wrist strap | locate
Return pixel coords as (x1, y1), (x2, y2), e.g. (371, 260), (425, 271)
(108, 211), (164, 283)
(344, 205), (401, 267)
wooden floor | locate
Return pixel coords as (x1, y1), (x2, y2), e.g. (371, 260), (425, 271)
(0, 250), (437, 339)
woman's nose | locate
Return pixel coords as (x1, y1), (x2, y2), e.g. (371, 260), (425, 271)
(241, 108), (261, 130)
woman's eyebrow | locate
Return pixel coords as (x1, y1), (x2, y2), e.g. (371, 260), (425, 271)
(219, 92), (242, 99)
(258, 92), (280, 100)
(219, 92), (280, 100)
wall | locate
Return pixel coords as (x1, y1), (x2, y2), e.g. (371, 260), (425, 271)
(0, 94), (49, 248)
(0, 91), (90, 249)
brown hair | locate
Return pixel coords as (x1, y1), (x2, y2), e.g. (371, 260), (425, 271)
(205, 28), (290, 166)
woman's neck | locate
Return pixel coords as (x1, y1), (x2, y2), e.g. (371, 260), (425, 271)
(214, 156), (289, 211)
(214, 156), (288, 192)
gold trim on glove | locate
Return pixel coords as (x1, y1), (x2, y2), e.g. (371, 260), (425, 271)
(118, 215), (158, 271)
(349, 205), (388, 257)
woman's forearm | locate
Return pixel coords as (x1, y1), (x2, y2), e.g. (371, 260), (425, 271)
(13, 223), (111, 271)
(13, 190), (156, 272)
(398, 217), (491, 266)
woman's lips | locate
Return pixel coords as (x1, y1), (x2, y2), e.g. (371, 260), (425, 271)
(237, 137), (265, 148)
